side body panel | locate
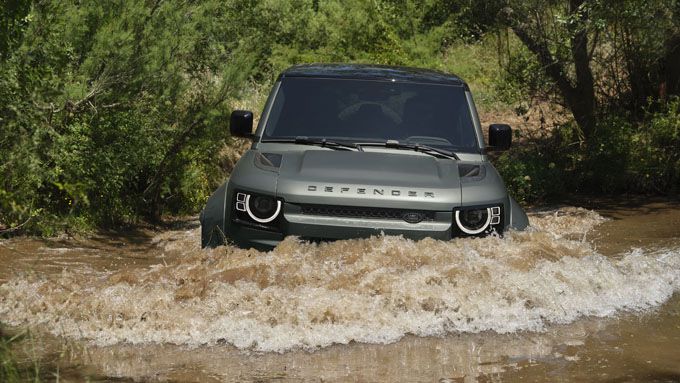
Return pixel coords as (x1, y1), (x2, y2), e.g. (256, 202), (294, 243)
(200, 181), (228, 248)
(508, 195), (529, 230)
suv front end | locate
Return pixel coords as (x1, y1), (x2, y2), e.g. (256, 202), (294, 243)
(200, 64), (528, 249)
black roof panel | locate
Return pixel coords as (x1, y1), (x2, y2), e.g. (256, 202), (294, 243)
(280, 64), (465, 86)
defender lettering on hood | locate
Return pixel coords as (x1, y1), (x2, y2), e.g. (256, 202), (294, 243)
(200, 64), (529, 249)
(306, 185), (435, 198)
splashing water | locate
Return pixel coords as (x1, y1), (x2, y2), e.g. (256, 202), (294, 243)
(0, 207), (678, 353)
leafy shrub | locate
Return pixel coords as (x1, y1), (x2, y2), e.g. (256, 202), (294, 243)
(577, 100), (680, 195)
(629, 98), (680, 192)
(495, 99), (680, 202)
(1, 1), (255, 233)
(578, 115), (636, 193)
(493, 128), (570, 203)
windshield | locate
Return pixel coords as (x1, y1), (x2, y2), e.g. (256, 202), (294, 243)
(262, 77), (479, 152)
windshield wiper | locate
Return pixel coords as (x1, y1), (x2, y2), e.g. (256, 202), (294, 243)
(262, 136), (363, 151)
(358, 140), (460, 160)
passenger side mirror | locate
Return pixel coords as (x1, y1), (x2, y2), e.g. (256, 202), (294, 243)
(488, 124), (512, 151)
(230, 110), (255, 139)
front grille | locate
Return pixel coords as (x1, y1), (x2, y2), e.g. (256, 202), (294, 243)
(299, 204), (435, 222)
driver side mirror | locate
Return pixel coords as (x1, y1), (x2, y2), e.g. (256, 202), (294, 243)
(230, 110), (255, 139)
(488, 124), (512, 151)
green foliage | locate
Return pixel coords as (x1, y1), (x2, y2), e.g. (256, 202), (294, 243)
(494, 37), (553, 106)
(588, 0), (680, 111)
(0, 0), (31, 59)
(578, 115), (636, 193)
(1, 0), (678, 233)
(0, 326), (43, 383)
(492, 0), (680, 201)
(249, 0), (458, 74)
(628, 98), (680, 192)
(0, 329), (20, 383)
(493, 128), (571, 203)
(440, 34), (506, 108)
(1, 0), (257, 232)
(580, 102), (680, 195)
(496, 98), (680, 202)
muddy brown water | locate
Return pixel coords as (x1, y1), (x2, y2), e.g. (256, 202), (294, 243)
(1, 200), (679, 382)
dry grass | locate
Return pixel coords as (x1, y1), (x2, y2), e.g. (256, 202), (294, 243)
(478, 101), (569, 143)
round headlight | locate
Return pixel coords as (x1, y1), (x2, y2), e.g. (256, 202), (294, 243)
(455, 207), (491, 235)
(245, 194), (281, 223)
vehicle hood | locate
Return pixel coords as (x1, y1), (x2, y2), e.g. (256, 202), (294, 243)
(275, 150), (461, 209)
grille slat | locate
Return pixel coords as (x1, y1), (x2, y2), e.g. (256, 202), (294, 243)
(299, 204), (435, 222)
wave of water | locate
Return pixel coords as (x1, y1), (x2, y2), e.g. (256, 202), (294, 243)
(1, 207), (679, 352)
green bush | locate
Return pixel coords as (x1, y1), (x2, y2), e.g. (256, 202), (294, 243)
(495, 98), (680, 202)
(629, 98), (680, 192)
(578, 115), (636, 193)
(0, 1), (256, 233)
(577, 100), (680, 194)
(493, 128), (570, 203)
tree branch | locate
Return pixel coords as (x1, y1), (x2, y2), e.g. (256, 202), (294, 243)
(0, 216), (32, 234)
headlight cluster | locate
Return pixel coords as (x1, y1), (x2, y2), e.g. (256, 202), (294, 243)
(235, 192), (282, 224)
(454, 206), (501, 235)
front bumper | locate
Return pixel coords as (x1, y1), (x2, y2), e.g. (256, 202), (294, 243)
(226, 202), (454, 249)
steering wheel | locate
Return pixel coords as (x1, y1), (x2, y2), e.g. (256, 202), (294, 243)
(337, 102), (402, 124)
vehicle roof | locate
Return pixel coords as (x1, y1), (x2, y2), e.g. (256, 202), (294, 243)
(279, 64), (466, 86)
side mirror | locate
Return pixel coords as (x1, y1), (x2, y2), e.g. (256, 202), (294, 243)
(230, 110), (254, 138)
(488, 124), (512, 151)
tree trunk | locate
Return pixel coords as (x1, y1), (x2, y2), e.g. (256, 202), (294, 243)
(568, 0), (596, 138)
(508, 0), (596, 140)
(662, 34), (680, 98)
